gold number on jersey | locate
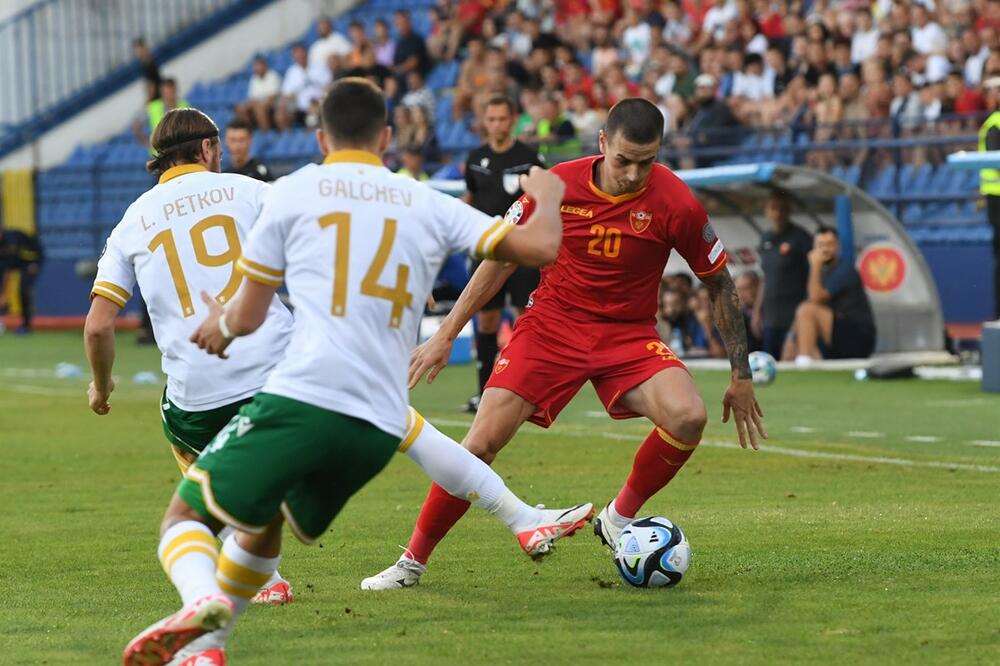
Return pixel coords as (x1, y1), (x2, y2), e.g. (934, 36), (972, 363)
(147, 215), (242, 318)
(317, 213), (414, 328)
(587, 224), (622, 259)
(318, 212), (350, 316)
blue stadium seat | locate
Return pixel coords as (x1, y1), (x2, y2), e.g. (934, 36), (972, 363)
(866, 164), (897, 198)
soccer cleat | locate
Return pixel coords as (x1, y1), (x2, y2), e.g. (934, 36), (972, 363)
(516, 503), (595, 559)
(360, 557), (427, 591)
(251, 579), (294, 606)
(122, 594), (233, 666)
(593, 504), (627, 552)
(169, 649), (225, 666)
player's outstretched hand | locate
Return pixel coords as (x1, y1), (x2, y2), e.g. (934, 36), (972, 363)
(721, 378), (766, 450)
(519, 166), (566, 204)
(409, 332), (453, 389)
(190, 291), (232, 359)
(88, 379), (114, 415)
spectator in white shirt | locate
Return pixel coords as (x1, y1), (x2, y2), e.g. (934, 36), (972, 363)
(622, 7), (652, 77)
(241, 55), (281, 131)
(731, 53), (773, 102)
(702, 0), (737, 43)
(308, 16), (351, 81)
(400, 70), (435, 122)
(851, 9), (879, 64)
(911, 5), (947, 55)
(890, 70), (924, 128)
(661, 0), (692, 47)
(962, 28), (989, 85)
(276, 43), (328, 130)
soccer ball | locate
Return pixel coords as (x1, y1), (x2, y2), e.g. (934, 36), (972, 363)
(748, 351), (777, 386)
(613, 516), (691, 588)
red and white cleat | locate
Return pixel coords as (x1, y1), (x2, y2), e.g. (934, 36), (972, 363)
(122, 594), (233, 666)
(517, 503), (595, 559)
(251, 579), (294, 606)
(171, 649), (225, 666)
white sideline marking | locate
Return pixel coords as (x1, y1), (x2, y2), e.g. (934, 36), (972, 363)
(969, 440), (1000, 448)
(790, 426), (816, 433)
(585, 411), (607, 418)
(0, 367), (55, 378)
(429, 418), (999, 473)
(847, 431), (884, 438)
(905, 435), (941, 443)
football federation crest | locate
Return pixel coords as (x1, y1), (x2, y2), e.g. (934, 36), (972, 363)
(630, 209), (653, 233)
(702, 222), (717, 243)
(858, 244), (906, 292)
(494, 358), (510, 374)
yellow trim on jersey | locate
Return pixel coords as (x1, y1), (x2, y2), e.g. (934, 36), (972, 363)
(91, 281), (130, 307)
(159, 163), (208, 184)
(398, 408), (425, 453)
(238, 256), (284, 278)
(236, 258), (284, 287)
(482, 222), (514, 260)
(587, 178), (647, 205)
(171, 445), (193, 476)
(655, 427), (699, 451)
(693, 255), (729, 279)
(322, 150), (383, 167)
(474, 217), (509, 259)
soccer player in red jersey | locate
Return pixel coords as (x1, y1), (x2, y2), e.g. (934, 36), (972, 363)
(361, 98), (766, 590)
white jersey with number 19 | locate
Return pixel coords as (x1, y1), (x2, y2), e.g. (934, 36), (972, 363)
(237, 150), (514, 438)
(91, 164), (293, 411)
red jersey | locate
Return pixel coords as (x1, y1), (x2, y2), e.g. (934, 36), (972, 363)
(507, 156), (727, 325)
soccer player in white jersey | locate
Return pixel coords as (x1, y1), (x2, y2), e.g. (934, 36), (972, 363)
(120, 80), (577, 666)
(85, 108), (298, 606)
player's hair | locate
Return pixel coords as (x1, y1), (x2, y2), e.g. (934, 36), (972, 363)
(816, 226), (839, 238)
(320, 77), (387, 147)
(485, 95), (515, 115)
(225, 117), (254, 134)
(145, 108), (219, 175)
(605, 98), (664, 146)
(160, 78), (177, 89)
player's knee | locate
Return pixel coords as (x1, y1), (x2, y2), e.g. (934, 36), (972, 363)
(662, 396), (707, 440)
(464, 436), (501, 464)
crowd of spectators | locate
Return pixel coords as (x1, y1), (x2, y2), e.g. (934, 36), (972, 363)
(230, 0), (1000, 171)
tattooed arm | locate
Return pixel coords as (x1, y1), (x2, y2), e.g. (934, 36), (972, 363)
(702, 267), (767, 449)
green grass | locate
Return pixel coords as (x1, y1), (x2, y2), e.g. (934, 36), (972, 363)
(2, 331), (999, 665)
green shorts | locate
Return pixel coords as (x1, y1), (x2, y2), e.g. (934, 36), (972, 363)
(160, 388), (254, 457)
(178, 393), (399, 544)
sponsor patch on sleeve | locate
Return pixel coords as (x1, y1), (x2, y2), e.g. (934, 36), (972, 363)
(708, 238), (724, 264)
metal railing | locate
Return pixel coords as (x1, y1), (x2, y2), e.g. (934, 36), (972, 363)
(0, 0), (260, 155)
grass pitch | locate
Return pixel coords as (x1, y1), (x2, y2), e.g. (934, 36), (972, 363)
(1, 331), (998, 665)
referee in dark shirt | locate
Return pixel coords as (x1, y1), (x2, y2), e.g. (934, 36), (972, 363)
(0, 226), (43, 334)
(223, 118), (272, 182)
(463, 95), (545, 412)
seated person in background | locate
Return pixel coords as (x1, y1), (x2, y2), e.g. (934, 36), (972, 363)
(689, 284), (727, 359)
(240, 55), (281, 130)
(396, 144), (430, 181)
(787, 228), (876, 363)
(734, 271), (763, 352)
(656, 287), (708, 358)
(275, 43), (327, 130)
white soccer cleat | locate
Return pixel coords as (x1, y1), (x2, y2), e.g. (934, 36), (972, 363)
(360, 557), (426, 590)
(516, 503), (595, 559)
(168, 648), (226, 666)
(122, 593), (233, 666)
(593, 504), (626, 552)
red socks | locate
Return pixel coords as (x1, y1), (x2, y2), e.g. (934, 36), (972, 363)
(403, 483), (472, 564)
(613, 427), (700, 519)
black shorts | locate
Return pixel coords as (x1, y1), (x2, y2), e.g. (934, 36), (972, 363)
(474, 262), (540, 311)
(820, 318), (876, 359)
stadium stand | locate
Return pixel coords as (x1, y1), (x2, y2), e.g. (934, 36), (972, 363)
(14, 0), (999, 322)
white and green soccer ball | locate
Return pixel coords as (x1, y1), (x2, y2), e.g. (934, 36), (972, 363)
(748, 351), (777, 386)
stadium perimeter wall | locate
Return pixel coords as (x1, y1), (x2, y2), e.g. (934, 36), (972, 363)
(0, 0), (353, 171)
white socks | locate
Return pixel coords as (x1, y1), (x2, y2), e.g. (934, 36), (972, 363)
(607, 500), (633, 528)
(403, 409), (542, 533)
(158, 521), (223, 605)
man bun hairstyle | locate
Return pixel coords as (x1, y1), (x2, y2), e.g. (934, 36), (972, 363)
(321, 77), (387, 147)
(605, 98), (664, 146)
(146, 107), (219, 175)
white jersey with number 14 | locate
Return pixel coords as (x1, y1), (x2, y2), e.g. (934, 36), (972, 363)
(237, 150), (514, 438)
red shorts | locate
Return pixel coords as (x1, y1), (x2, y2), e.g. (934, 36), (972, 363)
(485, 308), (687, 428)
